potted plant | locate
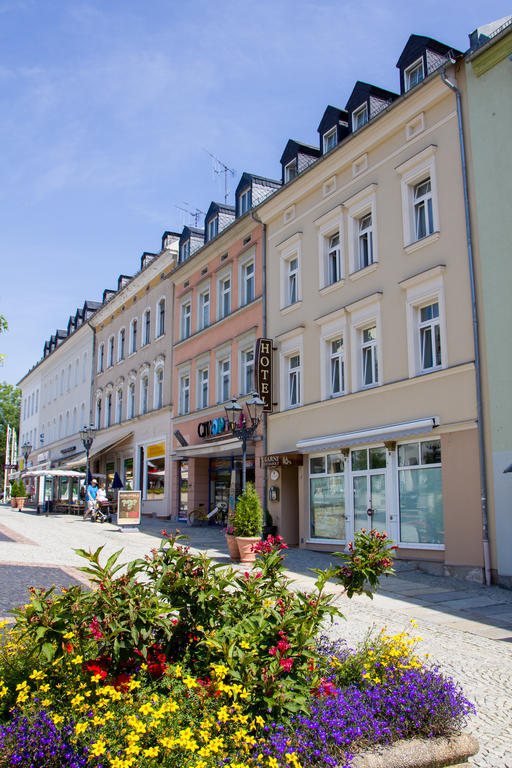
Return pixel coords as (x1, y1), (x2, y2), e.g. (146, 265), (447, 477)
(224, 504), (240, 561)
(15, 479), (27, 509)
(262, 508), (278, 540)
(233, 482), (263, 562)
(9, 480), (18, 507)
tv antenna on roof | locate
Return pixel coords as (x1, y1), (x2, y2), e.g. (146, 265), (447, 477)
(204, 149), (235, 204)
(174, 203), (206, 228)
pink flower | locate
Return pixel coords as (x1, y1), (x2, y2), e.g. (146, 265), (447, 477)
(269, 646), (278, 656)
(88, 617), (103, 640)
(277, 639), (290, 652)
(279, 657), (294, 672)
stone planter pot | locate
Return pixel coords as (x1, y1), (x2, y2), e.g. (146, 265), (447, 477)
(15, 497), (26, 510)
(10, 498), (16, 508)
(350, 733), (478, 768)
(235, 536), (260, 563)
(225, 534), (240, 561)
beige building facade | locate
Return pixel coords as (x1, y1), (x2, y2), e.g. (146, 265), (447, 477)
(258, 59), (484, 579)
(89, 235), (179, 518)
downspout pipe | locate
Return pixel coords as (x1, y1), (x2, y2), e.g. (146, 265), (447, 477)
(250, 211), (268, 507)
(440, 66), (491, 586)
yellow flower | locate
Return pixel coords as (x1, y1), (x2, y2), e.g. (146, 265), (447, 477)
(144, 746), (159, 757)
(63, 631), (75, 639)
(29, 670), (45, 680)
(183, 675), (198, 689)
(41, 698), (51, 706)
(240, 641), (250, 649)
(53, 714), (63, 725)
(39, 683), (50, 693)
(75, 723), (88, 735)
(174, 664), (183, 677)
(70, 655), (83, 665)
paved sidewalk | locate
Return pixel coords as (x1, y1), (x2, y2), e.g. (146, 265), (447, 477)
(1, 505), (511, 767)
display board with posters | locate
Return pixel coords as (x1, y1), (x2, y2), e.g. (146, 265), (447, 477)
(117, 490), (141, 526)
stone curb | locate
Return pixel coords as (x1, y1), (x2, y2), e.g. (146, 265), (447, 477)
(350, 733), (478, 768)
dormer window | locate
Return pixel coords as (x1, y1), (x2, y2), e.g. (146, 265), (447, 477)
(181, 240), (190, 261)
(207, 217), (218, 241)
(405, 58), (424, 91)
(323, 127), (337, 154)
(353, 104), (368, 131)
(239, 188), (251, 215)
(284, 160), (297, 183)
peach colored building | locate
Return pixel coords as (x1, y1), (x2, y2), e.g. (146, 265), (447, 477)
(170, 183), (277, 520)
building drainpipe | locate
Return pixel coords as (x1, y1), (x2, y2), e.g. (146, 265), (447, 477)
(250, 211), (268, 507)
(87, 321), (96, 429)
(440, 65), (491, 586)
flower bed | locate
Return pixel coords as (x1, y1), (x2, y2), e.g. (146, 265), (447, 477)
(0, 531), (476, 767)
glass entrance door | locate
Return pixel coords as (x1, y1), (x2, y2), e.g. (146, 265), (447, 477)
(351, 447), (387, 534)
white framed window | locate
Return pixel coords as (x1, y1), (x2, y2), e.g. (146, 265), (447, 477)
(65, 410), (70, 436)
(396, 145), (439, 251)
(413, 178), (434, 240)
(143, 309), (151, 346)
(323, 127), (337, 154)
(75, 359), (80, 385)
(54, 375), (58, 400)
(207, 217), (218, 241)
(157, 298), (166, 337)
(217, 356), (231, 403)
(107, 336), (115, 367)
(82, 352), (87, 382)
(118, 328), (125, 361)
(154, 366), (164, 409)
(288, 258), (298, 305)
(284, 159), (297, 183)
(329, 338), (345, 396)
(129, 318), (137, 354)
(345, 184), (378, 275)
(58, 414), (63, 439)
(105, 393), (112, 427)
(72, 407), (78, 434)
(67, 364), (71, 391)
(352, 103), (368, 131)
(239, 188), (251, 214)
(140, 376), (149, 415)
(179, 372), (190, 415)
(115, 388), (123, 424)
(398, 439), (443, 547)
(401, 265), (447, 378)
(288, 354), (301, 407)
(95, 397), (102, 429)
(241, 259), (255, 305)
(240, 346), (255, 395)
(181, 239), (190, 261)
(348, 293), (382, 391)
(361, 325), (378, 387)
(218, 273), (231, 319)
(197, 366), (209, 409)
(198, 287), (210, 330)
(405, 58), (424, 91)
(357, 212), (374, 269)
(180, 300), (192, 340)
(127, 381), (135, 419)
(60, 370), (64, 395)
(326, 233), (342, 286)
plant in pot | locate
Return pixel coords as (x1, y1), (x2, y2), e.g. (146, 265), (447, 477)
(262, 508), (278, 539)
(16, 479), (27, 509)
(224, 506), (240, 561)
(233, 482), (263, 563)
(9, 480), (18, 507)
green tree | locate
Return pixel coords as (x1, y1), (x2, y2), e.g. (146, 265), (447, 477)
(0, 382), (21, 462)
(0, 313), (7, 366)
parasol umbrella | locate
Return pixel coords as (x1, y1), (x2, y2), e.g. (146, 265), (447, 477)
(112, 472), (124, 490)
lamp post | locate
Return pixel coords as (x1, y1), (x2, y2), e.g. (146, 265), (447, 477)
(21, 441), (32, 470)
(79, 425), (96, 494)
(224, 392), (264, 492)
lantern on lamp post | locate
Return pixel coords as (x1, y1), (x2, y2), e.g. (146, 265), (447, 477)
(224, 392), (264, 492)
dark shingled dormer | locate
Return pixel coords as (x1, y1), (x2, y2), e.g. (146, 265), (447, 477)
(204, 202), (235, 243)
(140, 251), (157, 270)
(235, 172), (281, 217)
(317, 106), (350, 155)
(345, 81), (398, 133)
(102, 288), (116, 304)
(179, 226), (205, 263)
(280, 140), (321, 184)
(161, 231), (180, 252)
(396, 35), (461, 95)
(117, 275), (132, 291)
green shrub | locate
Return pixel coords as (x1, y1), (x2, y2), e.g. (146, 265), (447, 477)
(233, 482), (263, 537)
(17, 479), (26, 497)
(9, 480), (18, 498)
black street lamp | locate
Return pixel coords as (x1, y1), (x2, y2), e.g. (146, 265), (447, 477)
(224, 392), (264, 491)
(21, 441), (32, 469)
(79, 425), (96, 491)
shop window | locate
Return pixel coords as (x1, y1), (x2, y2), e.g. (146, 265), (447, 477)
(106, 461), (115, 492)
(398, 439), (443, 546)
(309, 452), (346, 540)
(123, 457), (133, 490)
(145, 444), (165, 499)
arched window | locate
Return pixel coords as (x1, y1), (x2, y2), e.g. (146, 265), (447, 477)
(82, 352), (88, 382)
(130, 319), (137, 354)
(157, 299), (165, 337)
(118, 328), (125, 361)
(75, 358), (80, 385)
(140, 376), (149, 414)
(105, 393), (112, 427)
(107, 337), (115, 367)
(116, 388), (123, 423)
(95, 398), (102, 429)
(154, 366), (164, 409)
(67, 364), (72, 391)
(58, 414), (63, 439)
(80, 403), (85, 429)
(127, 381), (135, 419)
(143, 310), (151, 346)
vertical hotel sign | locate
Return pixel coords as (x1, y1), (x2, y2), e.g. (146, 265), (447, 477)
(255, 338), (273, 412)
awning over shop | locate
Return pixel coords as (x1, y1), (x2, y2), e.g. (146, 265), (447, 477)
(174, 436), (242, 459)
(89, 431), (134, 460)
(21, 469), (86, 478)
(62, 453), (87, 468)
(296, 417), (438, 453)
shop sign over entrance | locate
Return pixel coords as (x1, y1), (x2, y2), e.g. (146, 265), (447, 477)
(261, 453), (304, 467)
(197, 417), (228, 439)
(255, 338), (273, 412)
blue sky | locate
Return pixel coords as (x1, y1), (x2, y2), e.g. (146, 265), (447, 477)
(1, 0), (510, 387)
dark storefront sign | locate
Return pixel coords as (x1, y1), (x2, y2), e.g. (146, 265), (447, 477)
(255, 338), (273, 412)
(197, 417), (229, 439)
(261, 453), (304, 468)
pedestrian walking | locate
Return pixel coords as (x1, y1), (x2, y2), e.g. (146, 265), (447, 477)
(83, 478), (98, 521)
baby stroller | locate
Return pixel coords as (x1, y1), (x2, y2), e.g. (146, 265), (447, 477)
(92, 500), (112, 524)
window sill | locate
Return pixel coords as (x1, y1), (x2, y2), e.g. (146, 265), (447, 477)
(360, 381), (380, 391)
(280, 300), (302, 316)
(319, 280), (345, 296)
(349, 263), (378, 281)
(404, 231), (440, 254)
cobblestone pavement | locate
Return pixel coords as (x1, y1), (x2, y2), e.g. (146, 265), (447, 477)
(1, 505), (511, 767)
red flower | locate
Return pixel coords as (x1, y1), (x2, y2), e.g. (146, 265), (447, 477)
(277, 639), (290, 652)
(112, 672), (131, 690)
(88, 617), (103, 640)
(279, 657), (294, 672)
(268, 646), (278, 656)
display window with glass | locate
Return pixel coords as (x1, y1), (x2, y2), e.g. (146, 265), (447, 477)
(123, 457), (133, 490)
(398, 439), (443, 546)
(309, 452), (346, 540)
(106, 461), (115, 493)
(145, 443), (166, 500)
(351, 446), (387, 534)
